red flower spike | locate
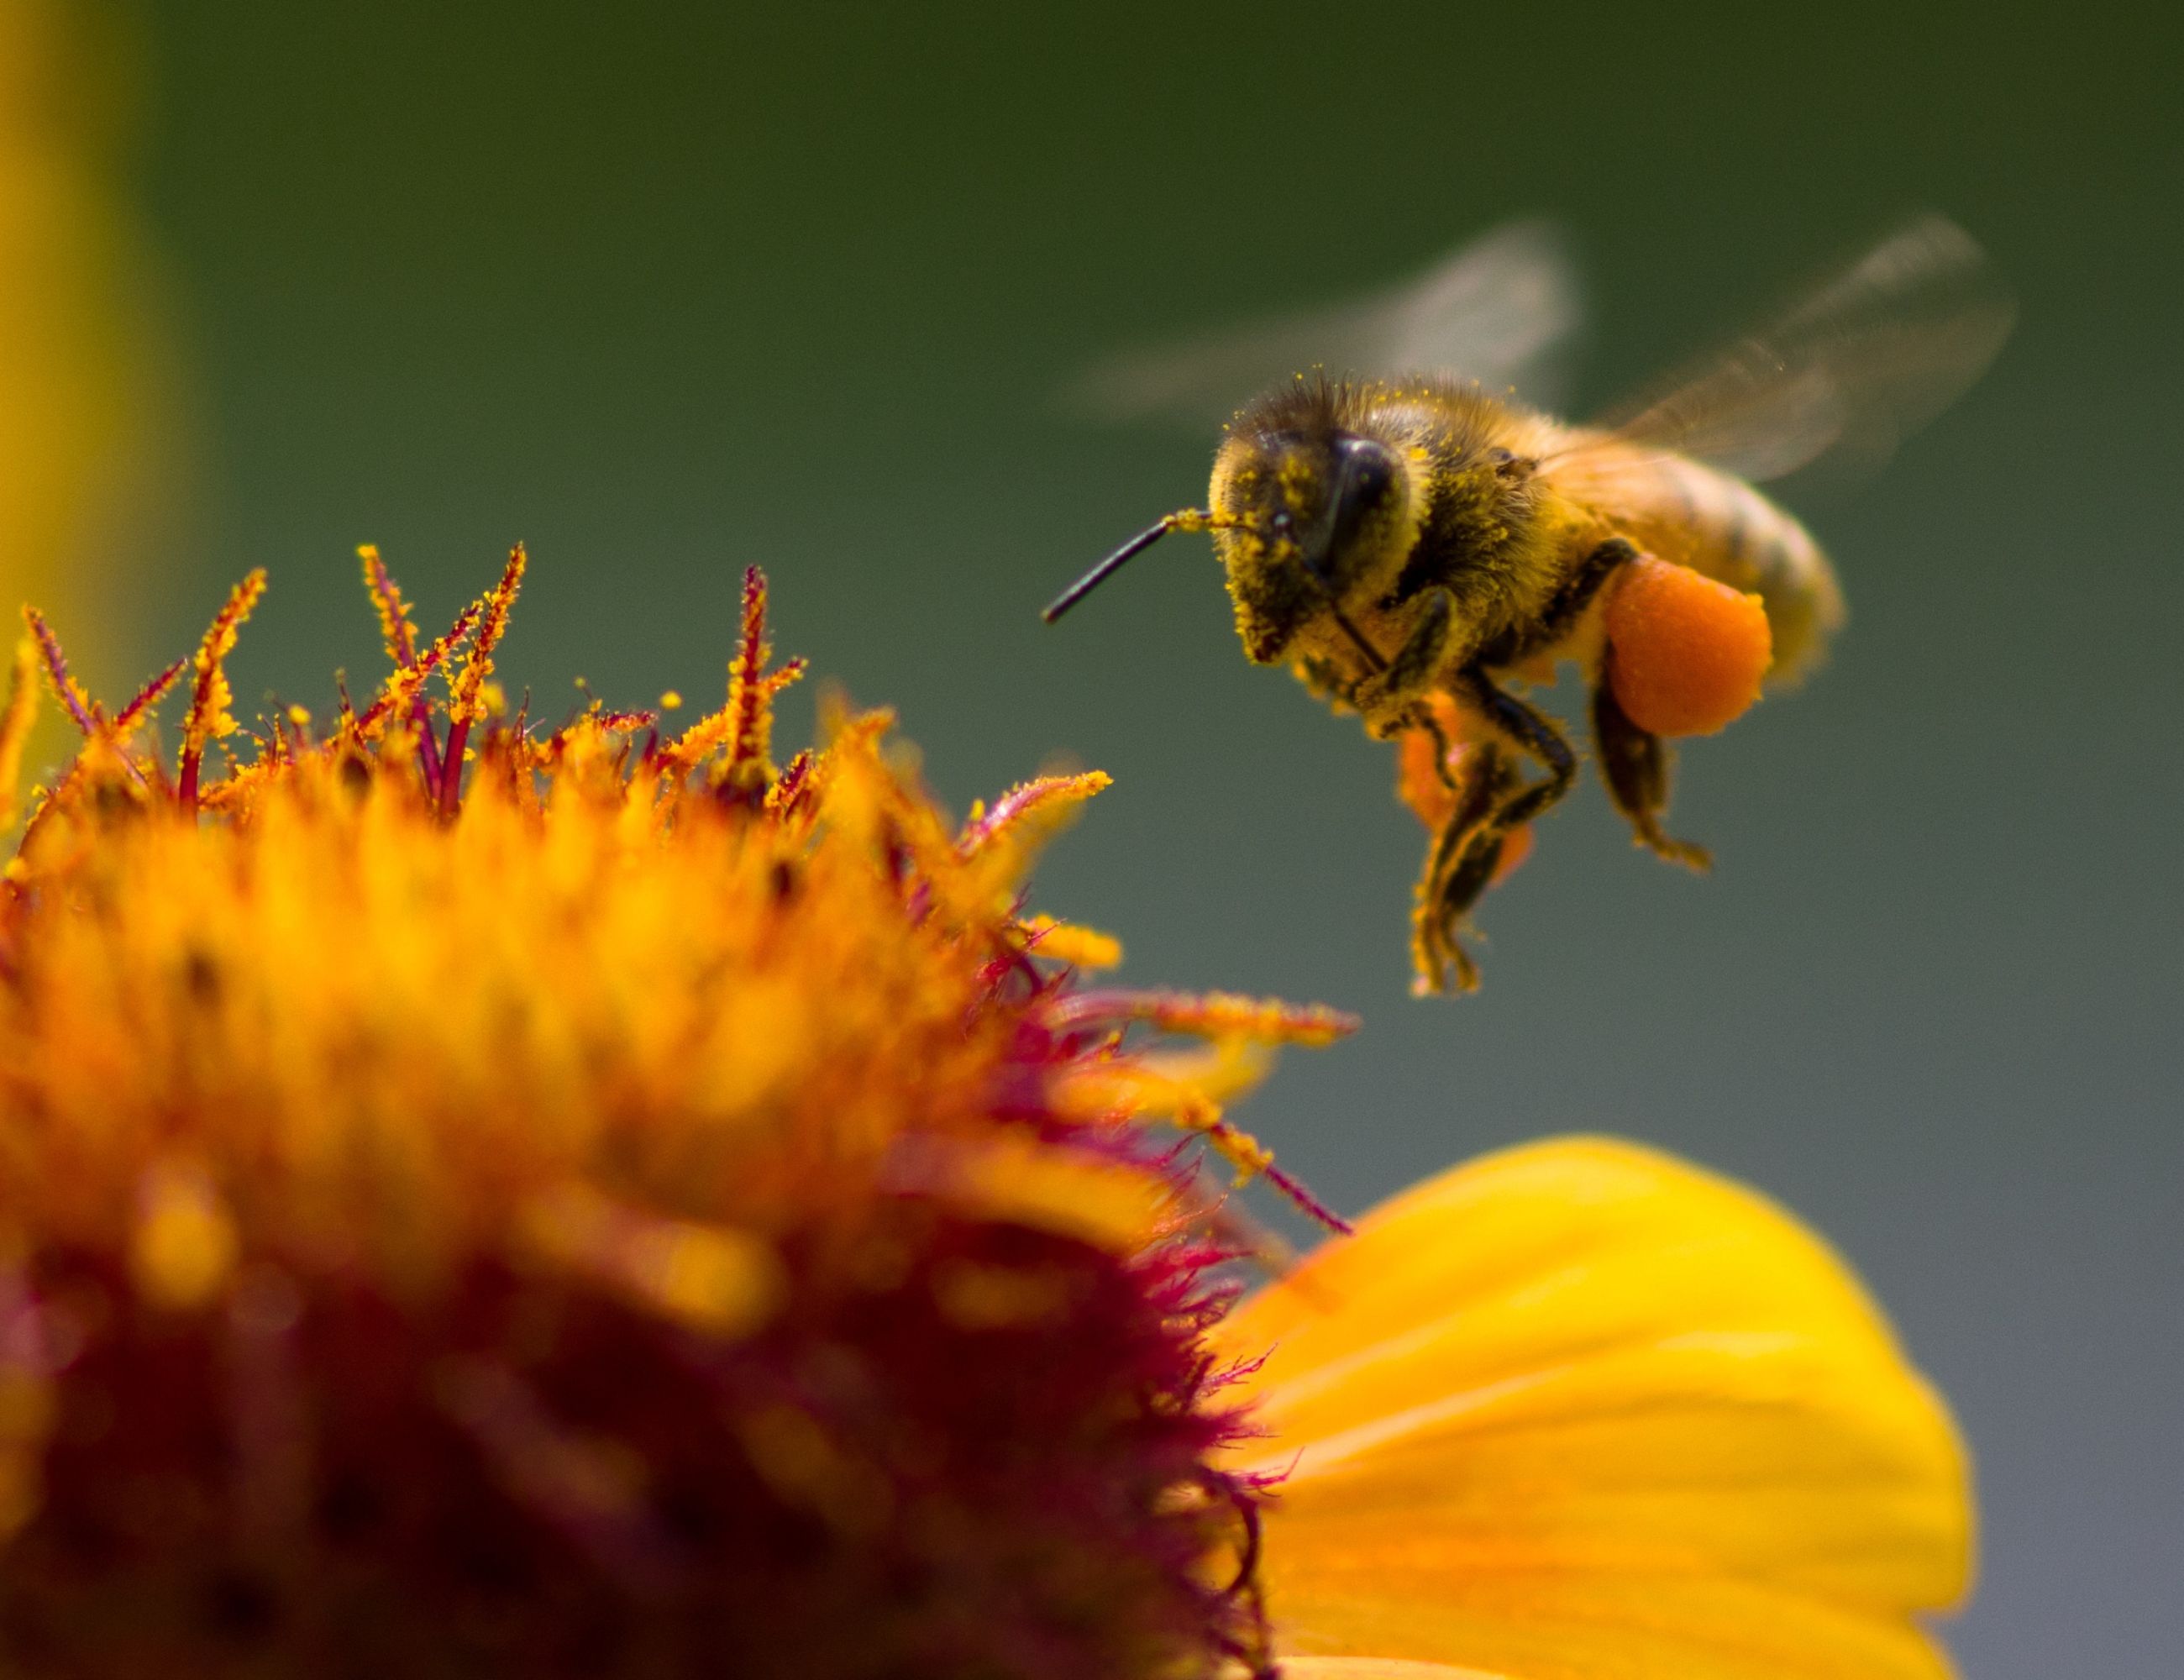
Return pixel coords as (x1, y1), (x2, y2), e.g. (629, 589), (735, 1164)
(958, 773), (1115, 858)
(360, 543), (420, 670)
(22, 606), (99, 738)
(176, 570), (267, 812)
(352, 597), (480, 743)
(1047, 989), (1362, 1049)
(721, 565), (807, 795)
(111, 656), (190, 747)
(439, 544), (527, 814)
(658, 568), (807, 786)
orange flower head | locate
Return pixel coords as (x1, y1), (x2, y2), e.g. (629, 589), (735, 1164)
(0, 551), (1358, 1677)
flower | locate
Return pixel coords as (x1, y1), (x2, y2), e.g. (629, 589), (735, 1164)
(0, 550), (1353, 1677)
(1221, 1138), (1972, 1680)
(0, 549), (1970, 1677)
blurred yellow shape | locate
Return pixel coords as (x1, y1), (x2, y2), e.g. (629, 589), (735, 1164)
(130, 1160), (240, 1310)
(0, 0), (170, 706)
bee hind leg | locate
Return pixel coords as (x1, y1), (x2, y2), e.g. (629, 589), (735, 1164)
(1590, 680), (1711, 870)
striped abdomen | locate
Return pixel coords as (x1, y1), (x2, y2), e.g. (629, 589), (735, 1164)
(1550, 441), (1845, 684)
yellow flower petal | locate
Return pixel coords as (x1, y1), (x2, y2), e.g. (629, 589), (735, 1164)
(1272, 1569), (1955, 1680)
(1219, 1137), (1971, 1678)
(1281, 1662), (1507, 1680)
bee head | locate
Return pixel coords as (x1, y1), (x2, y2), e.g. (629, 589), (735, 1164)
(1037, 381), (1417, 651)
(1207, 426), (1416, 663)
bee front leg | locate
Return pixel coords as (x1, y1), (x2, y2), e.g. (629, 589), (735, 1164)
(1590, 680), (1711, 871)
(1296, 654), (1368, 711)
(1382, 590), (1453, 701)
(1361, 589), (1454, 738)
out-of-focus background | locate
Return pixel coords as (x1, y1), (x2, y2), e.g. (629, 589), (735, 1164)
(25, 2), (2181, 1672)
(0, 0), (174, 681)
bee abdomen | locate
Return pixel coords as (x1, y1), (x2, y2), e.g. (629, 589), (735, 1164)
(1621, 455), (1845, 685)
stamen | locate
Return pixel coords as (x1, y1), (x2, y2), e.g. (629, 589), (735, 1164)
(177, 571), (268, 812)
(1047, 988), (1360, 1047)
(353, 597), (480, 742)
(360, 543), (421, 669)
(111, 657), (190, 746)
(659, 568), (806, 786)
(440, 545), (527, 813)
(958, 772), (1111, 858)
(23, 607), (99, 738)
(721, 566), (807, 795)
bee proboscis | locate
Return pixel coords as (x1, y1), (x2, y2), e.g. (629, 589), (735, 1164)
(1045, 215), (2013, 994)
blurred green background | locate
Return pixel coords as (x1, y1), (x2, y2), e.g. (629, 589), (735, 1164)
(83, 2), (2184, 1672)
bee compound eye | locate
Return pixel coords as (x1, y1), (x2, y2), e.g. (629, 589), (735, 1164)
(1333, 436), (1397, 503)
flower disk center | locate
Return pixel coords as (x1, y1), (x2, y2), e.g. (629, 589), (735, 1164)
(0, 555), (1347, 1677)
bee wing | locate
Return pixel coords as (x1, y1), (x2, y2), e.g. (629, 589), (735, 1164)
(1586, 213), (2014, 485)
(1063, 218), (1583, 428)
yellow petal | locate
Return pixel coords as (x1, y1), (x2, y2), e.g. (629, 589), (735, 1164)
(1217, 1137), (1971, 1677)
(1280, 1662), (1508, 1680)
(1271, 1568), (1956, 1679)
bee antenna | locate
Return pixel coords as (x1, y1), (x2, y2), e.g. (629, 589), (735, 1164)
(1042, 510), (1218, 624)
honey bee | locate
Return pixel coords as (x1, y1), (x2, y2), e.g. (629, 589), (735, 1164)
(1045, 215), (2012, 993)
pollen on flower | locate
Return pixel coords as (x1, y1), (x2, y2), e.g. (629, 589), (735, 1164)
(0, 550), (1354, 1678)
(1021, 914), (1124, 972)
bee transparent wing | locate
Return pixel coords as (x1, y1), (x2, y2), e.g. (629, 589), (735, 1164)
(1589, 213), (2014, 485)
(1064, 218), (1583, 428)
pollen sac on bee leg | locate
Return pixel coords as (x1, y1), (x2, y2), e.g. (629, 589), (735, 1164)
(1602, 556), (1772, 738)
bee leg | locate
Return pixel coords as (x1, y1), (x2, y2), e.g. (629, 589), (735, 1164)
(1414, 676), (1582, 993)
(1467, 675), (1578, 832)
(1297, 654), (1371, 714)
(1411, 740), (1511, 995)
(1383, 590), (1453, 699)
(1362, 590), (1453, 736)
(1590, 680), (1712, 871)
(1420, 827), (1511, 995)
